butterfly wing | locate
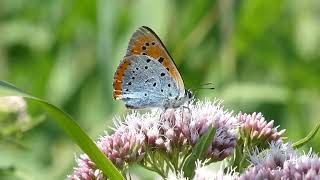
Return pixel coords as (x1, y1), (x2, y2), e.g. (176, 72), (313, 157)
(125, 26), (185, 96)
(113, 55), (180, 109)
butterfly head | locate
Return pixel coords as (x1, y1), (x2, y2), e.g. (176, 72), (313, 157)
(185, 89), (193, 100)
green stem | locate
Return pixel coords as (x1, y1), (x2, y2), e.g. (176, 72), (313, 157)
(159, 151), (175, 172)
(293, 121), (320, 149)
(179, 149), (192, 171)
(238, 137), (248, 171)
(172, 148), (179, 172)
(139, 162), (166, 179)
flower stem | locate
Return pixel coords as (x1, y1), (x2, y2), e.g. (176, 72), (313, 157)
(293, 121), (320, 149)
(139, 162), (166, 179)
(238, 137), (248, 171)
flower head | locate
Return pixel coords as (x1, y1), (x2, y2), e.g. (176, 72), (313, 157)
(189, 100), (238, 160)
(239, 142), (320, 180)
(69, 125), (146, 179)
(239, 166), (283, 180)
(0, 96), (29, 122)
(238, 112), (286, 146)
(96, 129), (146, 168)
(282, 151), (320, 179)
(68, 154), (104, 180)
(249, 142), (296, 169)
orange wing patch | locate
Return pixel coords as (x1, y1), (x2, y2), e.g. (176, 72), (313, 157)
(113, 58), (132, 99)
(125, 26), (185, 94)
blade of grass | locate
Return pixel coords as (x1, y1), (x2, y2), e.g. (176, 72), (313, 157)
(183, 126), (216, 178)
(293, 121), (320, 149)
(0, 81), (124, 180)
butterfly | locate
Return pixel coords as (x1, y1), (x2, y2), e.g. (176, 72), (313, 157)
(113, 26), (193, 109)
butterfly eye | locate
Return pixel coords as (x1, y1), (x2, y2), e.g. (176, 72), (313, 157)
(185, 90), (192, 99)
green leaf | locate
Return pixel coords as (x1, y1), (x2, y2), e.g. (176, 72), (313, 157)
(183, 126), (216, 178)
(0, 81), (124, 180)
(293, 121), (320, 149)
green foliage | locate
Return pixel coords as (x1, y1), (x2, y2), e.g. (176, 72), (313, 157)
(0, 0), (319, 179)
(293, 121), (320, 149)
(0, 81), (124, 180)
(183, 126), (216, 178)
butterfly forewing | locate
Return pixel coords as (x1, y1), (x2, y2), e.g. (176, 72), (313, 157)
(125, 26), (185, 95)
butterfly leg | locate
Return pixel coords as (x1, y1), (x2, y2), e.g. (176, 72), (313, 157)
(181, 104), (192, 122)
(158, 107), (167, 121)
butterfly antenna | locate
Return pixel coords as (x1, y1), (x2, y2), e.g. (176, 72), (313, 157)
(200, 82), (213, 86)
(190, 82), (215, 95)
(197, 82), (215, 90)
(197, 87), (215, 90)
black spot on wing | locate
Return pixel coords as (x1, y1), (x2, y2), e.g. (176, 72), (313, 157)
(158, 57), (164, 63)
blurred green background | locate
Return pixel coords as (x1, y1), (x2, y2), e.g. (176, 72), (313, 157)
(0, 0), (319, 179)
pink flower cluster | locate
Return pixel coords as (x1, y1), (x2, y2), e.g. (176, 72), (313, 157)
(69, 99), (238, 179)
(241, 143), (320, 180)
(70, 154), (103, 180)
(69, 99), (299, 180)
(238, 112), (286, 143)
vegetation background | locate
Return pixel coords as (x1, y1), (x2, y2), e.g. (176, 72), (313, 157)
(0, 0), (319, 179)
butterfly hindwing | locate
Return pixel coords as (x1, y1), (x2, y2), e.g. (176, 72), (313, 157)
(125, 26), (185, 95)
(113, 58), (133, 100)
(113, 55), (180, 109)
